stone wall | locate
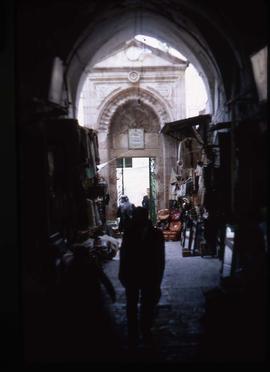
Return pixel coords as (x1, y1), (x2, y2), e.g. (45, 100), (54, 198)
(79, 39), (187, 218)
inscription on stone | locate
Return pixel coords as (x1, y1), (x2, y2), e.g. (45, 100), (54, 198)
(128, 128), (144, 149)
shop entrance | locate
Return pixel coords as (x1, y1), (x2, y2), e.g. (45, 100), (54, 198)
(116, 157), (157, 223)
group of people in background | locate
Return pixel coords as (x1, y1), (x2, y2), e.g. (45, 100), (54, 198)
(117, 194), (150, 232)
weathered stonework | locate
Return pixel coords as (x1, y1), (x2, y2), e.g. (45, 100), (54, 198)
(79, 38), (188, 218)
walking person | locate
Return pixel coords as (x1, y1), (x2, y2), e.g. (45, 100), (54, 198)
(119, 207), (165, 349)
(142, 194), (150, 215)
(117, 195), (135, 233)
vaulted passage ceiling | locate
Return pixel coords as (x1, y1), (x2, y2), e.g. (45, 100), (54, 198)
(17, 0), (267, 121)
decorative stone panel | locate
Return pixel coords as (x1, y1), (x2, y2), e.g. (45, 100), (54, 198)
(98, 87), (172, 132)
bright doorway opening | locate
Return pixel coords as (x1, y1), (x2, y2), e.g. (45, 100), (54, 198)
(116, 157), (149, 207)
(116, 157), (157, 222)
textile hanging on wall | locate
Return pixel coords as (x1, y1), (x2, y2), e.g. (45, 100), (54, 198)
(89, 139), (97, 178)
(86, 199), (96, 227)
(177, 182), (186, 197)
(94, 202), (102, 226)
(169, 183), (180, 201)
(92, 131), (100, 165)
(177, 165), (190, 181)
(194, 163), (204, 192)
(170, 168), (179, 185)
(86, 199), (102, 228)
(79, 127), (90, 160)
(79, 127), (98, 180)
(177, 137), (202, 169)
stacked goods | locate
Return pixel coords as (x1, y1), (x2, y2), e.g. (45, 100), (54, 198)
(156, 209), (182, 241)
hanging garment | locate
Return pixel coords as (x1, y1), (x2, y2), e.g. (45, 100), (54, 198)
(177, 137), (202, 169)
(80, 129), (97, 180)
(169, 184), (176, 201)
(192, 169), (196, 191)
(194, 164), (203, 193)
(85, 130), (97, 179)
(197, 166), (205, 206)
(94, 201), (102, 226)
(86, 199), (96, 227)
(178, 183), (186, 197)
(185, 177), (193, 196)
(80, 127), (91, 160)
(92, 132), (100, 165)
(79, 127), (97, 179)
(169, 168), (180, 200)
(170, 168), (179, 185)
(195, 163), (203, 177)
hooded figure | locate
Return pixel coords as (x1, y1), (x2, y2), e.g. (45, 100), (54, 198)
(117, 195), (135, 232)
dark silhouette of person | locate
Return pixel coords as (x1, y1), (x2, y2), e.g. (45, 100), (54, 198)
(119, 206), (165, 348)
(142, 195), (150, 213)
(117, 195), (135, 233)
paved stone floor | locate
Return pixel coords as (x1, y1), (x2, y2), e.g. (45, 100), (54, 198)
(101, 240), (221, 364)
(23, 239), (266, 366)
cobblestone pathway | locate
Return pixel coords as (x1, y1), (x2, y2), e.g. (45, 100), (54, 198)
(102, 241), (221, 364)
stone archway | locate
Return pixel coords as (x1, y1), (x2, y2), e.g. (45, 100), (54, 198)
(97, 88), (174, 219)
(98, 87), (172, 133)
(66, 9), (228, 122)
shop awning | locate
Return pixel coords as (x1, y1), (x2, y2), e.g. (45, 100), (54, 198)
(160, 114), (211, 141)
(208, 121), (231, 131)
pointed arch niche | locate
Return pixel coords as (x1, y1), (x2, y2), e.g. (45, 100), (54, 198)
(97, 87), (176, 218)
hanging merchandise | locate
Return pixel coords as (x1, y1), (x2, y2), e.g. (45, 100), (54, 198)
(88, 134), (97, 178)
(170, 209), (181, 221)
(156, 208), (182, 241)
(92, 131), (100, 165)
(180, 198), (206, 256)
(177, 137), (202, 169)
(86, 199), (96, 227)
(170, 168), (180, 185)
(79, 127), (98, 180)
(176, 176), (194, 198)
(170, 183), (179, 201)
(94, 202), (102, 227)
(185, 177), (193, 196)
(194, 162), (205, 205)
(177, 164), (190, 180)
(79, 126), (90, 161)
(169, 168), (181, 201)
(177, 182), (186, 197)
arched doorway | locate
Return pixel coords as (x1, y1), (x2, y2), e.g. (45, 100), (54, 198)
(98, 93), (173, 220)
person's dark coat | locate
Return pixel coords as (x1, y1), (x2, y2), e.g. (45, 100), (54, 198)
(119, 207), (165, 290)
(142, 195), (150, 211)
(117, 195), (135, 232)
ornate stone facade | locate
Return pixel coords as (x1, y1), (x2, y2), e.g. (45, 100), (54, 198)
(79, 38), (188, 218)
